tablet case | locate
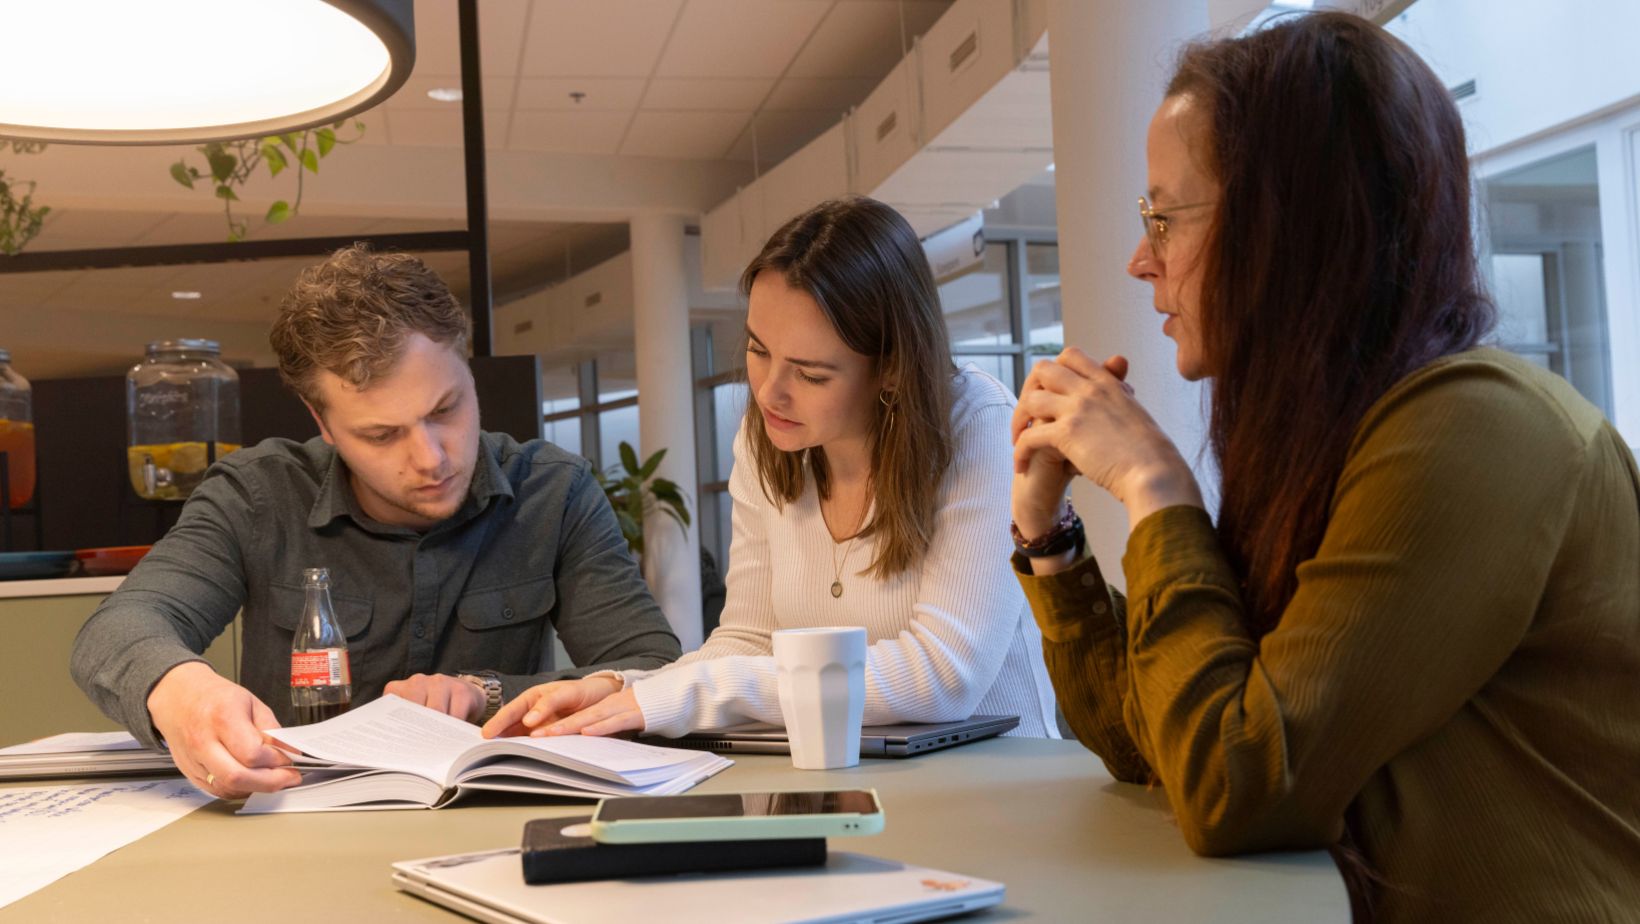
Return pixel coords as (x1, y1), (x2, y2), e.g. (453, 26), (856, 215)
(521, 815), (826, 884)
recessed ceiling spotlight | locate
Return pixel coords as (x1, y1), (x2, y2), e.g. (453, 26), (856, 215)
(427, 87), (463, 102)
(171, 291), (202, 300)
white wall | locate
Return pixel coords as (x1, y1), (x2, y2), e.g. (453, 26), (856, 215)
(1387, 0), (1640, 155)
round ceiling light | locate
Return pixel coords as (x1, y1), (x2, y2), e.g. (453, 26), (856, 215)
(0, 0), (414, 145)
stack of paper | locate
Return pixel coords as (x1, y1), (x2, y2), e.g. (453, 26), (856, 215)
(0, 731), (175, 780)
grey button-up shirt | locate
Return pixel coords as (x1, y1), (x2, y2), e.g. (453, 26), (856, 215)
(71, 432), (681, 745)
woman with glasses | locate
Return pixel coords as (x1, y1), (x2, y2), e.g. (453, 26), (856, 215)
(484, 196), (1059, 742)
(1011, 12), (1639, 921)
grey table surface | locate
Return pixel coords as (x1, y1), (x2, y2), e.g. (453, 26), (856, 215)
(0, 737), (1349, 922)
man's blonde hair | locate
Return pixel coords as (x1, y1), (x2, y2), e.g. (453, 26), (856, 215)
(270, 244), (470, 410)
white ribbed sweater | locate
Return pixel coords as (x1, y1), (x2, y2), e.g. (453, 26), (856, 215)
(625, 367), (1058, 738)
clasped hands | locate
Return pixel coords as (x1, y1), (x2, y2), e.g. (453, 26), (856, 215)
(1011, 347), (1203, 537)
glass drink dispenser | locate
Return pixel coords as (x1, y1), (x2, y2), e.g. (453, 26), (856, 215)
(0, 349), (35, 509)
(126, 339), (242, 500)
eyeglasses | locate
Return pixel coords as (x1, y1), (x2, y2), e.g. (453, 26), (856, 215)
(1137, 196), (1214, 258)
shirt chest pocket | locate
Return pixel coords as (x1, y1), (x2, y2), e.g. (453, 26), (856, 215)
(267, 584), (375, 640)
(455, 576), (556, 632)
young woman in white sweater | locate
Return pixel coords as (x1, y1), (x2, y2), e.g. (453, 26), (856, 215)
(483, 196), (1059, 740)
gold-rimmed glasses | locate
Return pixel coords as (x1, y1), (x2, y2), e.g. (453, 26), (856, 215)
(1138, 196), (1214, 258)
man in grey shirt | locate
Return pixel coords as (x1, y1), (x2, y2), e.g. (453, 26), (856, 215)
(71, 245), (680, 799)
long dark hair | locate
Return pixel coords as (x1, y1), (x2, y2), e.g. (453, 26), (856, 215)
(739, 196), (956, 578)
(1170, 12), (1495, 635)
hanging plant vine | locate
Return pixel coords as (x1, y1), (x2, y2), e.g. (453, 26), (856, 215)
(169, 119), (365, 241)
(0, 140), (51, 256)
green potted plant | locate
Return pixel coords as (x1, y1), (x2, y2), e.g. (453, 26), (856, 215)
(595, 442), (690, 557)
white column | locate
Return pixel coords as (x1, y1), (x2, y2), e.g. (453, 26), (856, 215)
(1047, 0), (1214, 589)
(630, 213), (704, 650)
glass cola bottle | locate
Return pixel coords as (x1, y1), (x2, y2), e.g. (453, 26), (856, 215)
(290, 567), (352, 724)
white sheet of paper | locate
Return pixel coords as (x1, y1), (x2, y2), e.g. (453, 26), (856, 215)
(0, 779), (212, 910)
(0, 731), (145, 756)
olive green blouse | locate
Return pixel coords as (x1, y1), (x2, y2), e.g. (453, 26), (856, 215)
(1017, 349), (1640, 922)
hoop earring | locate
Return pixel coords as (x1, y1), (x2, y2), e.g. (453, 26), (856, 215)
(879, 390), (896, 433)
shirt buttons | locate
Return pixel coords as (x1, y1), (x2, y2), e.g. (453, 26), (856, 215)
(503, 607), (515, 621)
(1091, 600), (1109, 615)
(414, 625), (426, 639)
(1080, 573), (1098, 588)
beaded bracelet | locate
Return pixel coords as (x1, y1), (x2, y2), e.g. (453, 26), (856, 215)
(1011, 502), (1083, 558)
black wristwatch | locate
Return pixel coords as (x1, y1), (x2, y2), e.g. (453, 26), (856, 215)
(1011, 503), (1084, 558)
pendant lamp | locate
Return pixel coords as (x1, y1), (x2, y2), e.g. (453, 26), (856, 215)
(0, 0), (414, 144)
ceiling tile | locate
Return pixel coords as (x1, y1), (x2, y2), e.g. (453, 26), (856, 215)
(410, 0), (461, 74)
(724, 110), (837, 165)
(352, 110), (393, 145)
(508, 111), (632, 155)
(620, 110), (752, 160)
(0, 270), (76, 303)
(127, 212), (244, 246)
(521, 0), (685, 77)
(655, 0), (831, 78)
(28, 210), (174, 249)
(384, 108), (510, 148)
(366, 217), (478, 235)
(762, 77), (877, 112)
(786, 0), (948, 77)
(641, 78), (773, 111)
(516, 77), (648, 111)
(386, 76), (516, 111)
(410, 0), (531, 76)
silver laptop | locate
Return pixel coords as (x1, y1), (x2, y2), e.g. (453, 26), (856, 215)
(392, 848), (1004, 924)
(652, 715), (1018, 759)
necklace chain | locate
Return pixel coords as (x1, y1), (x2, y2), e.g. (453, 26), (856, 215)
(826, 494), (868, 599)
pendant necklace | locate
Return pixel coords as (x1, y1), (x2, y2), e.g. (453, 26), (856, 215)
(830, 532), (858, 598)
(826, 496), (867, 599)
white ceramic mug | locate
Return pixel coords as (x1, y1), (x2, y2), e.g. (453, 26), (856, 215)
(772, 626), (867, 770)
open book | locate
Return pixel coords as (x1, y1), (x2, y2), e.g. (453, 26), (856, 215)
(240, 695), (732, 814)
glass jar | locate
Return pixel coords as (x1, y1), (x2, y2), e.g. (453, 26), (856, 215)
(0, 348), (35, 509)
(126, 339), (242, 501)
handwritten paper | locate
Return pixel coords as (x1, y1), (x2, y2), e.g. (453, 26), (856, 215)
(0, 779), (211, 910)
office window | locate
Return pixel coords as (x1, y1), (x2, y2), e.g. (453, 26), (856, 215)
(542, 397), (582, 457)
(1482, 145), (1612, 415)
(597, 403), (640, 471)
(1025, 243), (1062, 356)
(942, 244), (1011, 349)
(1385, 0), (1639, 443)
(952, 353), (1012, 384)
(712, 382), (748, 481)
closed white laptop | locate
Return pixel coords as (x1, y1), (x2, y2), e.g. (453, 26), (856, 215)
(391, 848), (1004, 924)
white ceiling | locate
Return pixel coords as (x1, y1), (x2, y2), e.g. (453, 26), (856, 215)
(374, 0), (947, 166)
(1, 0), (951, 378)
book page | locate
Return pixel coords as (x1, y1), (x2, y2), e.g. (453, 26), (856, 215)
(265, 695), (480, 784)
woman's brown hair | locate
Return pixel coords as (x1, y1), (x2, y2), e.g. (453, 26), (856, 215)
(1170, 12), (1495, 636)
(739, 196), (956, 579)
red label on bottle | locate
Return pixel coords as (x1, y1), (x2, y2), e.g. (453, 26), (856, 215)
(290, 649), (350, 688)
